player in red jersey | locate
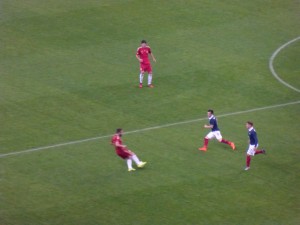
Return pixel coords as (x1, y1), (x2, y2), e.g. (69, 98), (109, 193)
(111, 128), (147, 172)
(136, 40), (156, 88)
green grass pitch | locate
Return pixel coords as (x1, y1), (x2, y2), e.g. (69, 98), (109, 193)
(1, 0), (299, 225)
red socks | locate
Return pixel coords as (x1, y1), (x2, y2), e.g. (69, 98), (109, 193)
(204, 138), (232, 147)
(221, 139), (231, 145)
(204, 138), (209, 147)
(246, 155), (251, 167)
(255, 150), (264, 155)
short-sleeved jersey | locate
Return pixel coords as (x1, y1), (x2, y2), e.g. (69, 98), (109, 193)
(111, 134), (123, 150)
(136, 46), (152, 64)
(248, 127), (258, 146)
(111, 134), (133, 159)
(208, 115), (220, 131)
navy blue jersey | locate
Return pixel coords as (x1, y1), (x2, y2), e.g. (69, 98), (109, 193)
(248, 127), (258, 146)
(209, 115), (220, 131)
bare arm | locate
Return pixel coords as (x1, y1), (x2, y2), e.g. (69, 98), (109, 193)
(136, 54), (143, 62)
(150, 53), (156, 62)
(204, 124), (213, 128)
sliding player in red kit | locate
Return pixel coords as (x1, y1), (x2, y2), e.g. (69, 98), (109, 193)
(136, 40), (156, 88)
(111, 128), (147, 172)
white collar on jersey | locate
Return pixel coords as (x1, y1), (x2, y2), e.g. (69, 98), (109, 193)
(248, 127), (254, 131)
(208, 115), (214, 120)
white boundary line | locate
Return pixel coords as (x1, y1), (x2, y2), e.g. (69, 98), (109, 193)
(269, 36), (300, 93)
(1, 101), (299, 158)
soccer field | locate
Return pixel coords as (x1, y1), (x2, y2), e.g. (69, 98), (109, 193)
(1, 1), (300, 225)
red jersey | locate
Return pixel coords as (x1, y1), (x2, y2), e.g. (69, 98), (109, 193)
(136, 46), (152, 64)
(111, 134), (123, 150)
(111, 134), (134, 159)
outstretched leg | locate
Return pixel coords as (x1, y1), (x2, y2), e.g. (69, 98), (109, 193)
(131, 155), (147, 168)
(221, 139), (235, 150)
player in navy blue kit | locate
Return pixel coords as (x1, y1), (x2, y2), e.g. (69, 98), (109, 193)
(245, 121), (266, 170)
(199, 109), (235, 151)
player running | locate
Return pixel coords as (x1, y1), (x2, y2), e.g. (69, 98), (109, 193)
(199, 109), (235, 151)
(244, 121), (266, 171)
(136, 40), (156, 88)
(111, 128), (147, 172)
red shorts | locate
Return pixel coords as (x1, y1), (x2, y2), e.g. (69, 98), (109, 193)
(116, 148), (134, 159)
(140, 63), (152, 73)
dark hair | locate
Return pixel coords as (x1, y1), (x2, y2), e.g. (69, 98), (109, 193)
(247, 121), (253, 126)
(141, 40), (147, 44)
(116, 128), (122, 133)
(208, 109), (214, 114)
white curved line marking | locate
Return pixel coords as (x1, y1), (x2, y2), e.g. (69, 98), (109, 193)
(269, 36), (300, 93)
(2, 39), (300, 158)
